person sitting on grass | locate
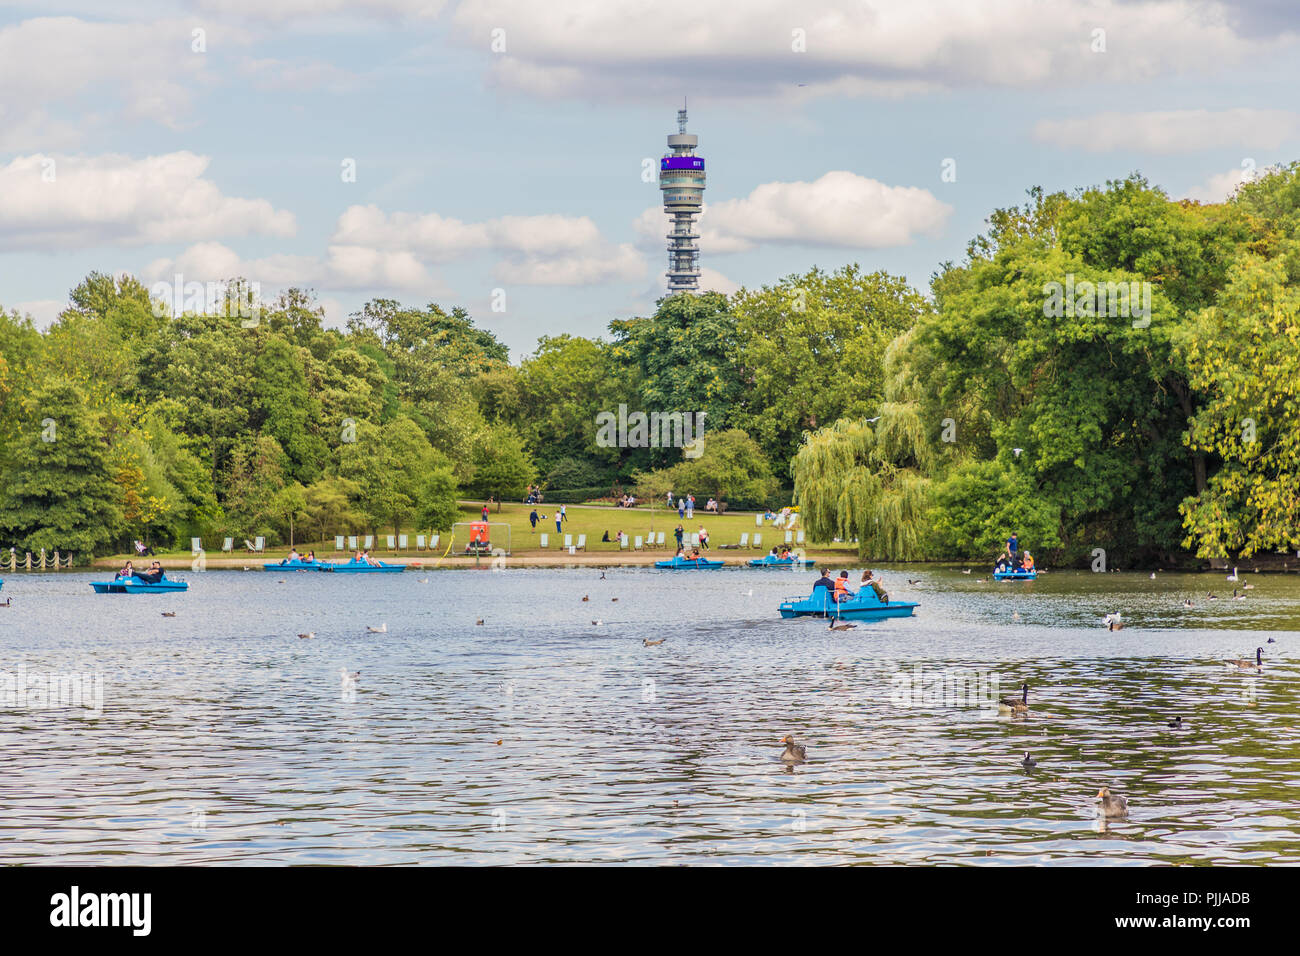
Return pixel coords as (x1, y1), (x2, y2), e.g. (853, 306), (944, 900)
(601, 530), (610, 543)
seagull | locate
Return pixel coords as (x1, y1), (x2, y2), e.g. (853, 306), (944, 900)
(865, 416), (881, 423)
(366, 623), (387, 633)
(419, 577), (429, 583)
(1105, 613), (1124, 631)
(743, 589), (753, 597)
(340, 668), (360, 685)
(961, 569), (972, 575)
(975, 578), (986, 583)
(643, 638), (665, 646)
(1013, 448), (1023, 457)
(1011, 611), (1021, 621)
(1021, 751), (1037, 769)
(591, 620), (603, 626)
(1150, 572), (1156, 580)
(298, 632), (315, 639)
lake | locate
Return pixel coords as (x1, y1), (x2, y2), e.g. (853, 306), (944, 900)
(1, 564), (1298, 864)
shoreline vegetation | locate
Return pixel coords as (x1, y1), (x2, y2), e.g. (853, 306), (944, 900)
(5, 170), (1300, 570)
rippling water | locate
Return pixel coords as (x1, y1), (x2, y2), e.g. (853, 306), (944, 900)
(2, 565), (1298, 865)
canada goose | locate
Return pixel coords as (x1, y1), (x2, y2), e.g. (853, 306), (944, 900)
(1021, 751), (1037, 769)
(581, 595), (589, 602)
(0, 597), (10, 607)
(591, 620), (603, 626)
(999, 683), (1029, 715)
(1243, 583), (1255, 590)
(1227, 567), (1239, 582)
(1207, 593), (1219, 600)
(1225, 647), (1263, 669)
(599, 572), (606, 580)
(780, 735), (807, 763)
(1167, 716), (1183, 729)
(907, 579), (921, 585)
(366, 623), (387, 633)
(297, 632), (314, 640)
(1267, 637), (1276, 643)
(828, 621), (857, 630)
(643, 638), (665, 646)
(475, 619), (485, 626)
(1232, 589), (1246, 600)
(1183, 599), (1193, 608)
(1096, 787), (1128, 817)
(975, 578), (986, 583)
(161, 611), (177, 617)
(611, 597), (619, 602)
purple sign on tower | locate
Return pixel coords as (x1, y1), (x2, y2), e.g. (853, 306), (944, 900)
(661, 157), (705, 171)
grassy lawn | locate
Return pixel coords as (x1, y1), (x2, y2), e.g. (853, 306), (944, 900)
(106, 500), (857, 561)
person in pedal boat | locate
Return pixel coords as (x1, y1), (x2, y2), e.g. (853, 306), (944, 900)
(860, 569), (889, 602)
(1021, 551), (1035, 571)
(813, 569), (835, 595)
(137, 561), (166, 584)
(282, 548), (302, 565)
(833, 571), (856, 603)
(115, 560), (136, 580)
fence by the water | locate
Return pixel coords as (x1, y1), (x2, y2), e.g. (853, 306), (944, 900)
(4, 548), (76, 571)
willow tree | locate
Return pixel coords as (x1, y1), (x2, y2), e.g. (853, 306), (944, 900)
(792, 396), (936, 561)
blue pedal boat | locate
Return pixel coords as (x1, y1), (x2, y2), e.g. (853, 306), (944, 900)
(654, 556), (725, 569)
(317, 557), (406, 573)
(778, 588), (917, 621)
(748, 555), (815, 568)
(91, 575), (188, 594)
(993, 569), (1037, 581)
(262, 559), (329, 571)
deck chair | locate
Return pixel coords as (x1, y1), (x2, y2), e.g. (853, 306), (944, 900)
(634, 535), (643, 550)
(564, 534), (573, 549)
(656, 531), (665, 548)
(347, 535), (358, 550)
(785, 530), (794, 545)
(690, 533), (700, 547)
(430, 535), (439, 551)
(753, 533), (762, 549)
(335, 535), (345, 551)
(755, 513), (763, 526)
(620, 534), (628, 549)
(796, 530), (806, 545)
(222, 537), (233, 553)
(576, 534), (587, 551)
(540, 533), (549, 549)
(386, 535), (396, 550)
(740, 532), (749, 548)
(416, 534), (426, 550)
(399, 534), (408, 549)
(190, 537), (202, 553)
(363, 535), (374, 550)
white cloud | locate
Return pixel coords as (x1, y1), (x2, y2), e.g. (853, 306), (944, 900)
(494, 244), (646, 285)
(638, 172), (951, 253)
(143, 241), (437, 293)
(1034, 108), (1300, 153)
(698, 267), (740, 295)
(0, 152), (296, 250)
(333, 204), (641, 285)
(9, 299), (67, 330)
(195, 0), (447, 22)
(0, 17), (211, 150)
(1182, 163), (1275, 202)
(451, 0), (1279, 100)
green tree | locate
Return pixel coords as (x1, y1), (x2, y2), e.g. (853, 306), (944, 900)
(467, 424), (535, 503)
(0, 379), (124, 554)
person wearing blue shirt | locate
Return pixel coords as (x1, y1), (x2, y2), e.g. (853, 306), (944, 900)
(1007, 532), (1019, 567)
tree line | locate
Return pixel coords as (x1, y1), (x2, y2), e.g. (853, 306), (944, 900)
(2, 165), (1297, 563)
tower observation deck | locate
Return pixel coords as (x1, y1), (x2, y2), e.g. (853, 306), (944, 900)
(659, 106), (705, 292)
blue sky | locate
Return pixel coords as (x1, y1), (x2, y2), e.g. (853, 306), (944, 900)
(2, 0), (1299, 358)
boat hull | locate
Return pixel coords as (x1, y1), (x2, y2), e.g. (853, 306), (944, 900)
(262, 560), (327, 571)
(778, 591), (917, 620)
(993, 570), (1037, 581)
(654, 559), (725, 569)
(748, 557), (815, 568)
(318, 560), (406, 573)
(91, 577), (188, 594)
